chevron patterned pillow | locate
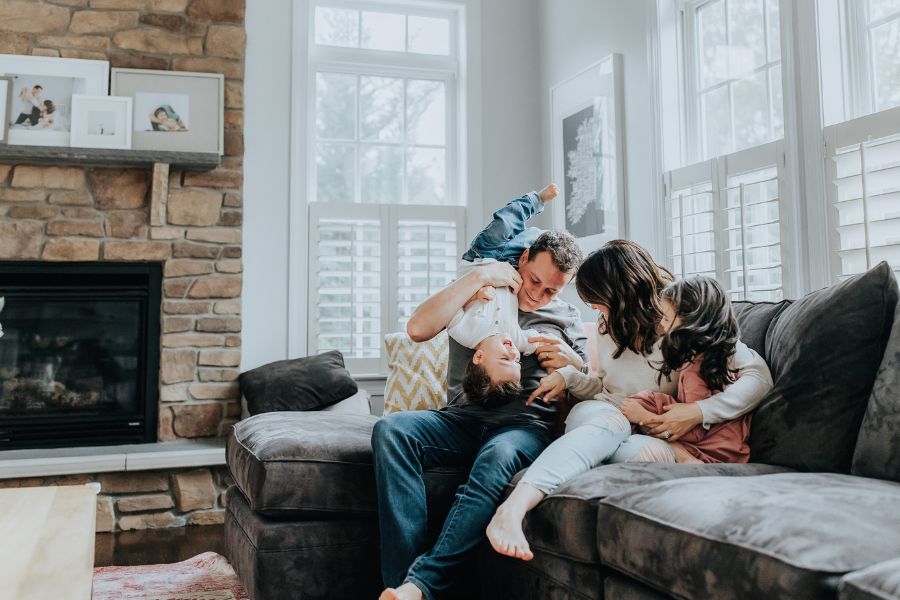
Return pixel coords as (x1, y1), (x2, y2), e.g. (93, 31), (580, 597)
(383, 331), (449, 414)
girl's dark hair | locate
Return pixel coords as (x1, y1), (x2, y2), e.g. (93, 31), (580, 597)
(657, 276), (740, 392)
(575, 240), (674, 358)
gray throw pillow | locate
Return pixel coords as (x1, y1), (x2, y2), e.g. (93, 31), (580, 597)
(239, 350), (358, 415)
(852, 299), (900, 482)
(749, 262), (898, 472)
(732, 300), (791, 360)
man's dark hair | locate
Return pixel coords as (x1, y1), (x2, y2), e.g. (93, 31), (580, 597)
(526, 231), (583, 274)
(33, 85), (43, 91)
(462, 361), (522, 407)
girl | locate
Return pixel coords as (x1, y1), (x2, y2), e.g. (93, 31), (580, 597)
(621, 276), (751, 465)
(486, 240), (773, 561)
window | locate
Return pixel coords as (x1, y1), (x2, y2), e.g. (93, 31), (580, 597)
(817, 0), (900, 282)
(661, 0), (790, 299)
(665, 141), (786, 301)
(684, 0), (783, 161)
(306, 2), (466, 374)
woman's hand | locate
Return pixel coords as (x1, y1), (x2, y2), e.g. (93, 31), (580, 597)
(529, 335), (584, 372)
(526, 371), (566, 405)
(639, 403), (703, 442)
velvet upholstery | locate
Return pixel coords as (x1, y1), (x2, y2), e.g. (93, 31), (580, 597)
(604, 575), (672, 600)
(229, 411), (467, 517)
(749, 262), (899, 472)
(478, 546), (608, 600)
(239, 350), (358, 414)
(511, 462), (791, 564)
(731, 300), (791, 359)
(839, 558), (900, 600)
(597, 473), (900, 600)
(852, 301), (900, 482)
(224, 487), (382, 600)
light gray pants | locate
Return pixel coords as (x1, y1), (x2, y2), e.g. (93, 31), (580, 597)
(520, 400), (676, 494)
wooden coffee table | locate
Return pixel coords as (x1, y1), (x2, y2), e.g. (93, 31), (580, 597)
(0, 485), (98, 600)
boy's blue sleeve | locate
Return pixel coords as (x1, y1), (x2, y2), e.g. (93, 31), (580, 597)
(463, 191), (544, 261)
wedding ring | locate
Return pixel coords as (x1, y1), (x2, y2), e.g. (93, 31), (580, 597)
(662, 430), (672, 440)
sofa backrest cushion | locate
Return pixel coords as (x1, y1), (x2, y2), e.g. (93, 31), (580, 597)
(383, 331), (448, 414)
(732, 300), (791, 360)
(852, 299), (900, 482)
(748, 262), (898, 472)
(239, 350), (358, 415)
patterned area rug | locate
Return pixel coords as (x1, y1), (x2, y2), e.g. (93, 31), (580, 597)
(92, 552), (249, 600)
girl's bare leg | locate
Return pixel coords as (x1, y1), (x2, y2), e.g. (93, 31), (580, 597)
(670, 442), (703, 464)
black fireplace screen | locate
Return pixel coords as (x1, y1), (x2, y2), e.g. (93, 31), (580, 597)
(0, 262), (161, 449)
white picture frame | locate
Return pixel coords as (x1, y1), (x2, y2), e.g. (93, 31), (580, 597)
(550, 54), (626, 247)
(0, 54), (109, 147)
(70, 95), (132, 150)
(111, 68), (224, 155)
(0, 76), (11, 144)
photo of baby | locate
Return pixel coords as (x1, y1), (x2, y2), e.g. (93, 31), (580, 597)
(7, 74), (72, 133)
(135, 92), (189, 132)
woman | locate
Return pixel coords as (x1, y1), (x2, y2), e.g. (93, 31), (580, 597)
(486, 240), (773, 561)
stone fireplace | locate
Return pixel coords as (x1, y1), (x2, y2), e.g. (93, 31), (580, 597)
(0, 0), (246, 531)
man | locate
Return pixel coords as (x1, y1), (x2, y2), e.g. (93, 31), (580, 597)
(373, 229), (587, 600)
(15, 85), (43, 126)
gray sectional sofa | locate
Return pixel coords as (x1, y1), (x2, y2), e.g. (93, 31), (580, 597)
(224, 262), (900, 599)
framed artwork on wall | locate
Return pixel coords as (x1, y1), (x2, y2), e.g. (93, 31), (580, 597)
(70, 95), (133, 150)
(0, 54), (109, 147)
(550, 54), (626, 247)
(111, 68), (224, 155)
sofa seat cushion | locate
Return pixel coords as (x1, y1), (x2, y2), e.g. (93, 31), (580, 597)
(518, 462), (791, 564)
(839, 558), (900, 600)
(597, 473), (900, 600)
(228, 411), (467, 517)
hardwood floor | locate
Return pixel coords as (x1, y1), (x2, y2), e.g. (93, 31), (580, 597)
(94, 524), (225, 567)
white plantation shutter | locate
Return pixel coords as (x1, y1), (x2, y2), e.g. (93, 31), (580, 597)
(310, 204), (464, 375)
(395, 208), (464, 332)
(825, 106), (900, 280)
(664, 141), (790, 299)
(720, 141), (786, 300)
(665, 159), (718, 278)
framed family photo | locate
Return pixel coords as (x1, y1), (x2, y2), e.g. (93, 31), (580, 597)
(0, 54), (109, 147)
(0, 76), (11, 144)
(550, 54), (626, 247)
(111, 68), (224, 154)
(70, 95), (132, 150)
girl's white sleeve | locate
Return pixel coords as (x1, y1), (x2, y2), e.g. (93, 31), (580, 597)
(556, 365), (606, 400)
(446, 309), (482, 349)
(513, 327), (541, 355)
(694, 341), (774, 427)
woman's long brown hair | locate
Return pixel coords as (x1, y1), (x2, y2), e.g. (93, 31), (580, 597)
(574, 240), (674, 358)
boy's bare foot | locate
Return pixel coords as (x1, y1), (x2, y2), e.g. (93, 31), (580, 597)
(379, 582), (423, 600)
(539, 183), (559, 203)
(486, 505), (533, 561)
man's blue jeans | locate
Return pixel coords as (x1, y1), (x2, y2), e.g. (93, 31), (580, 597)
(371, 409), (551, 600)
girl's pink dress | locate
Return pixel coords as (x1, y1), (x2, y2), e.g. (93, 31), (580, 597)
(629, 360), (751, 464)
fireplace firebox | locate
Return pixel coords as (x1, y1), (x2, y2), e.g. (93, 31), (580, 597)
(0, 262), (161, 450)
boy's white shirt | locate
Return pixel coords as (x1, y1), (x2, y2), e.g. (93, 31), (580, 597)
(557, 334), (773, 429)
(446, 259), (540, 354)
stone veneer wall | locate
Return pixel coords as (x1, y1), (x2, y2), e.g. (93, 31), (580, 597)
(0, 0), (246, 530)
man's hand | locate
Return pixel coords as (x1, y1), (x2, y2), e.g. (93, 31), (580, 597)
(526, 371), (566, 405)
(529, 335), (584, 372)
(477, 261), (522, 294)
(639, 402), (703, 442)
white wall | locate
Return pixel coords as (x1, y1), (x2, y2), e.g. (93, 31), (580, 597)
(242, 0), (544, 370)
(536, 0), (658, 314)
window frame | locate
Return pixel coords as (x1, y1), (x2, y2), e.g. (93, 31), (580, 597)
(292, 0), (472, 374)
(681, 0), (784, 164)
